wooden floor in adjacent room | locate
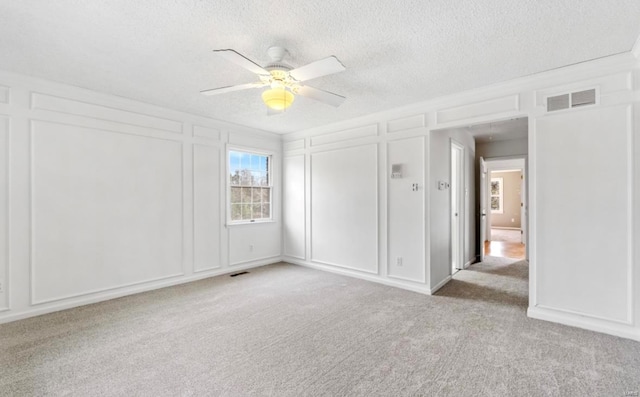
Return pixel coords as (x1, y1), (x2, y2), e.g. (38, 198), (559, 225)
(484, 240), (526, 260)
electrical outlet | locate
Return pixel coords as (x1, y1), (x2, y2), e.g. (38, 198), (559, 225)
(396, 257), (403, 267)
(0, 281), (3, 293)
(249, 244), (254, 252)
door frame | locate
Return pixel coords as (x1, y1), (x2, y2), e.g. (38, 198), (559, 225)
(482, 156), (529, 260)
(479, 156), (487, 262)
(450, 139), (465, 274)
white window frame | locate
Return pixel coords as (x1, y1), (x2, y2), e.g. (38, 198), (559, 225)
(227, 146), (274, 225)
(490, 177), (504, 214)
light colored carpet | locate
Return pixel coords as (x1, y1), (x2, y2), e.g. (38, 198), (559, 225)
(490, 228), (521, 243)
(1, 259), (639, 396)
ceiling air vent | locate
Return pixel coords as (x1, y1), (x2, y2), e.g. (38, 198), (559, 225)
(546, 88), (597, 112)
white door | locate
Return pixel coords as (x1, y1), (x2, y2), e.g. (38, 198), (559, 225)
(451, 141), (464, 273)
(479, 157), (487, 262)
(520, 170), (526, 246)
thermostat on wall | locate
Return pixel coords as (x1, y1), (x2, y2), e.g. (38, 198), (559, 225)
(391, 164), (402, 179)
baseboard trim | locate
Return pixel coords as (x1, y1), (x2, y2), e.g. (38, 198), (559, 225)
(527, 306), (640, 342)
(429, 275), (452, 294)
(0, 259), (281, 325)
(285, 257), (431, 296)
(230, 254), (282, 267)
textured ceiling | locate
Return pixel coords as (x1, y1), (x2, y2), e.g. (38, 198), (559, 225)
(469, 117), (528, 143)
(1, 1), (639, 134)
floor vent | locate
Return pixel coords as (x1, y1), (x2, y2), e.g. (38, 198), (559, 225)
(230, 271), (249, 277)
(547, 88), (596, 112)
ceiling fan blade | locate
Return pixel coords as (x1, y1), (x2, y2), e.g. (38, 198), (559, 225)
(296, 85), (346, 107)
(213, 49), (270, 76)
(289, 56), (345, 82)
(200, 82), (266, 96)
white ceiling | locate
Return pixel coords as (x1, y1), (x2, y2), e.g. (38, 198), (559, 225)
(1, 1), (639, 134)
(468, 117), (528, 143)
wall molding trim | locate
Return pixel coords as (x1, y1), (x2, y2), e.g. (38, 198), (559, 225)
(528, 306), (639, 341)
(286, 257), (432, 296)
(429, 275), (452, 295)
(387, 114), (425, 133)
(31, 272), (186, 306)
(436, 94), (520, 126)
(0, 260), (279, 325)
(283, 52), (636, 142)
(0, 116), (8, 311)
(0, 85), (9, 104)
(31, 92), (184, 134)
(230, 254), (282, 267)
(309, 258), (379, 275)
(0, 69), (283, 325)
(29, 120), (186, 305)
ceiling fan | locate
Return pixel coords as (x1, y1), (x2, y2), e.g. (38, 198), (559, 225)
(201, 46), (346, 113)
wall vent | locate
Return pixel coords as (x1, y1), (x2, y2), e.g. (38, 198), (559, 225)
(547, 94), (570, 112)
(546, 88), (597, 112)
(571, 89), (596, 107)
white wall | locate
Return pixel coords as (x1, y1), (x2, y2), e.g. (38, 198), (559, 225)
(282, 155), (305, 259)
(524, 67), (639, 342)
(310, 144), (378, 273)
(282, 113), (473, 295)
(387, 137), (426, 282)
(0, 70), (282, 323)
(0, 114), (7, 310)
(283, 52), (640, 341)
(534, 105), (632, 323)
(283, 117), (432, 294)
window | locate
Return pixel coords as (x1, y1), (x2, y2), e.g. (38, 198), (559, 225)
(490, 177), (503, 214)
(229, 150), (272, 223)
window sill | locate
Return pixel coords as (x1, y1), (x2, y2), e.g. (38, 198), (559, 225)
(227, 219), (276, 227)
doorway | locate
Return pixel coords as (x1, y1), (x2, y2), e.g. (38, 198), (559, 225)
(471, 117), (529, 262)
(433, 116), (529, 315)
(484, 161), (526, 260)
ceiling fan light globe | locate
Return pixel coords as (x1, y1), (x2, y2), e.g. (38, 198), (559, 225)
(262, 88), (294, 110)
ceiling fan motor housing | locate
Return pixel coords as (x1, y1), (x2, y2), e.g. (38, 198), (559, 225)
(266, 46), (288, 62)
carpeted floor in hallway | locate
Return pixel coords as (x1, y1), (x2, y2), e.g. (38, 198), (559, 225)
(1, 258), (638, 396)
